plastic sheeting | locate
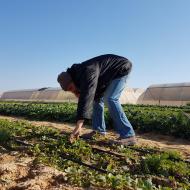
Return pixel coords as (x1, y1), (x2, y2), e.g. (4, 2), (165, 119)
(1, 88), (77, 103)
(0, 87), (144, 104)
(1, 83), (190, 106)
(119, 88), (144, 104)
(138, 83), (190, 106)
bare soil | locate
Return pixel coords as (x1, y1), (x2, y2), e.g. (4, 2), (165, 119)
(0, 151), (85, 190)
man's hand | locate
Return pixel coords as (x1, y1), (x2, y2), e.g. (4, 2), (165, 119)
(69, 120), (84, 143)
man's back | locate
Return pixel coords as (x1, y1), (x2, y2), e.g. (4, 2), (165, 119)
(67, 54), (132, 100)
(60, 54), (132, 120)
(82, 54), (130, 74)
(68, 54), (132, 88)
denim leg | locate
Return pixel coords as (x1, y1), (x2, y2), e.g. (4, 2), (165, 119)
(104, 75), (135, 138)
(92, 97), (106, 134)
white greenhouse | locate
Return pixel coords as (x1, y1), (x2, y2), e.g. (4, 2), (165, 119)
(0, 88), (77, 103)
(138, 83), (190, 106)
(0, 87), (144, 104)
(1, 83), (190, 106)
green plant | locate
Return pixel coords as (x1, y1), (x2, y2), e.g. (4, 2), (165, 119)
(0, 118), (190, 189)
(0, 102), (190, 139)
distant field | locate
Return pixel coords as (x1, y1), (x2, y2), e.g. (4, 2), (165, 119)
(0, 101), (190, 139)
(0, 101), (190, 189)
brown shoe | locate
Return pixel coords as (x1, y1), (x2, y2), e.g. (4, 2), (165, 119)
(110, 136), (137, 146)
(81, 131), (106, 140)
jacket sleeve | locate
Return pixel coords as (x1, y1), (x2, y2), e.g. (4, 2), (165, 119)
(76, 65), (99, 120)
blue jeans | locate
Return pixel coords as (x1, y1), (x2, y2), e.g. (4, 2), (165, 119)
(92, 75), (135, 138)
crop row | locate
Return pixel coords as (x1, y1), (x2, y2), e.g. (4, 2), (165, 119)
(0, 119), (190, 189)
(0, 100), (190, 111)
(0, 102), (190, 139)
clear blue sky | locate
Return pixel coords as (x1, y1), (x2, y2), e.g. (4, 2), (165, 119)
(0, 0), (190, 92)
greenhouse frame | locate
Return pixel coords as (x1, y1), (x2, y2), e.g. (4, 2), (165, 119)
(1, 83), (190, 106)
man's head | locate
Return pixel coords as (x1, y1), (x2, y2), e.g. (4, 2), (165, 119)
(57, 72), (80, 97)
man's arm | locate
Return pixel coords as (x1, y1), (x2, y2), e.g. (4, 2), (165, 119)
(69, 64), (99, 142)
(76, 64), (99, 120)
(69, 120), (84, 143)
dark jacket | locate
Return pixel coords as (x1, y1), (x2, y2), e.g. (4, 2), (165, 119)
(67, 54), (132, 120)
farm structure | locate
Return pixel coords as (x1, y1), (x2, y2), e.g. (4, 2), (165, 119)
(1, 88), (77, 103)
(138, 83), (190, 106)
(0, 87), (144, 104)
(1, 82), (190, 106)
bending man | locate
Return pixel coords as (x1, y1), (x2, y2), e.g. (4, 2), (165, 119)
(57, 54), (136, 146)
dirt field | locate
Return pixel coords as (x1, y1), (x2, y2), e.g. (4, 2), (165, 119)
(0, 115), (190, 190)
(0, 115), (189, 157)
(0, 151), (87, 190)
